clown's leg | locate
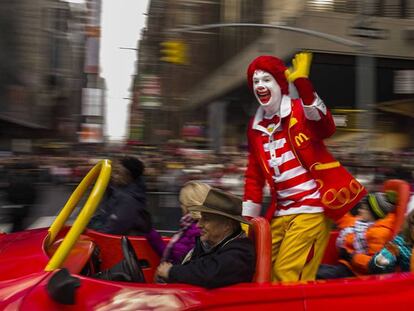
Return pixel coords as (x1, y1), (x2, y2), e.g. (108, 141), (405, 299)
(271, 213), (329, 282)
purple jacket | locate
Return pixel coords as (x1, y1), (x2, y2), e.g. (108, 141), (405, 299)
(145, 221), (200, 264)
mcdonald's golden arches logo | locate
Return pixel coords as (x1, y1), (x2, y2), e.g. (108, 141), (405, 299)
(294, 132), (310, 147)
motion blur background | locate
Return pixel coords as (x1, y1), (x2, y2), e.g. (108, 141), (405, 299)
(0, 0), (413, 232)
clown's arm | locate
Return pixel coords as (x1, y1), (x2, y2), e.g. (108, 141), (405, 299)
(242, 122), (265, 218)
(285, 52), (335, 139)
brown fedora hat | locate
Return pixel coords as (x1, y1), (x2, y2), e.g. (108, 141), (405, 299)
(182, 183), (250, 225)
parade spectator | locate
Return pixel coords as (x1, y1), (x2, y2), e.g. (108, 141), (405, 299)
(242, 52), (366, 282)
(5, 161), (38, 232)
(317, 191), (396, 279)
(369, 210), (414, 274)
(144, 181), (203, 265)
(88, 156), (152, 235)
(155, 184), (255, 288)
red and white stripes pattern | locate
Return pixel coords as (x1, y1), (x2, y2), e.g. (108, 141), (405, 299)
(260, 125), (323, 216)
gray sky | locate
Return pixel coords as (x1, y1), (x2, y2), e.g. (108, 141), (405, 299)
(100, 0), (149, 141)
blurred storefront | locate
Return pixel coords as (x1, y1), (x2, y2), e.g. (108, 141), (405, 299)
(0, 0), (105, 153)
(134, 0), (414, 153)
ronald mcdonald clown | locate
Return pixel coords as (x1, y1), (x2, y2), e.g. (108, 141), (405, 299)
(242, 52), (367, 282)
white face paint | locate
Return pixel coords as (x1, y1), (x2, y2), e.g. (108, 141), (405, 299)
(253, 70), (282, 116)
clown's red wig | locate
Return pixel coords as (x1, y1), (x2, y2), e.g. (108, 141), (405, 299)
(247, 55), (289, 95)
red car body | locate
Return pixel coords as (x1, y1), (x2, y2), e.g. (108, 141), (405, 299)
(1, 226), (414, 311)
(1, 178), (412, 310)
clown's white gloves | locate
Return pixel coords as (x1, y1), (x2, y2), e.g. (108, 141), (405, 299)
(284, 52), (313, 82)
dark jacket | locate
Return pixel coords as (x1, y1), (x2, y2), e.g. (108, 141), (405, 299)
(167, 229), (256, 289)
(88, 176), (151, 235)
(6, 166), (38, 206)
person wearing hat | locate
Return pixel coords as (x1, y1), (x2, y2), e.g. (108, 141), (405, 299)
(243, 52), (366, 282)
(317, 191), (397, 279)
(88, 156), (152, 235)
(155, 181), (255, 289)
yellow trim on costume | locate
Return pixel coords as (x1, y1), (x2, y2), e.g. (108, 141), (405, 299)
(260, 155), (270, 175)
(314, 161), (340, 170)
(321, 179), (364, 210)
(315, 179), (324, 190)
(310, 161), (341, 171)
(287, 111), (304, 168)
(241, 223), (249, 235)
(289, 117), (298, 128)
(368, 193), (385, 218)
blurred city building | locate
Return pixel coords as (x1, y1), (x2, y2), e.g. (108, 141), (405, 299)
(130, 0), (414, 155)
(0, 0), (105, 154)
(79, 0), (106, 148)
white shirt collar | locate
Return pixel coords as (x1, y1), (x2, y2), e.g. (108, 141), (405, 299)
(252, 95), (291, 135)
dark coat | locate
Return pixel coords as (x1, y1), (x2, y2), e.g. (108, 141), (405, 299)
(6, 166), (38, 206)
(88, 176), (151, 235)
(167, 229), (256, 289)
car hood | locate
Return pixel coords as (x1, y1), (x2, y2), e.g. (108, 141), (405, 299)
(0, 271), (51, 310)
(0, 229), (50, 281)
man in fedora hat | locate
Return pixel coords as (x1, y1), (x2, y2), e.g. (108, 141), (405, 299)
(155, 181), (256, 288)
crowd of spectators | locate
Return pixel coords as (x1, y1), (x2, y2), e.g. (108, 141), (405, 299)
(1, 145), (414, 231)
(1, 145), (414, 197)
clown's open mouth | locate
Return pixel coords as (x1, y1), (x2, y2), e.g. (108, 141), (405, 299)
(256, 89), (271, 104)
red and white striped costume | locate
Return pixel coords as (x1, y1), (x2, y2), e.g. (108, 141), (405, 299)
(257, 103), (323, 217)
(243, 54), (366, 282)
(242, 83), (366, 221)
(243, 94), (325, 218)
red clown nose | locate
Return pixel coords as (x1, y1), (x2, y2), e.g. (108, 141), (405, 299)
(247, 55), (289, 95)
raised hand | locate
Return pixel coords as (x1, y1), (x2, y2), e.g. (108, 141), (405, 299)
(284, 52), (313, 82)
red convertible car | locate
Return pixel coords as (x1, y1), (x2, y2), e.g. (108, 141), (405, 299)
(0, 160), (413, 310)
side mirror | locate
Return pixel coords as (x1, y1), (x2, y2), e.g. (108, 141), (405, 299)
(46, 268), (80, 305)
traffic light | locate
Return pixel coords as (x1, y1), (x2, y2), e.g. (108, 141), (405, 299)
(160, 40), (187, 65)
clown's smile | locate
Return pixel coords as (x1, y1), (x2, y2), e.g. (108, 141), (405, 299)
(256, 87), (271, 104)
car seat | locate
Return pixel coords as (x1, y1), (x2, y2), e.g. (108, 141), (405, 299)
(248, 216), (272, 283)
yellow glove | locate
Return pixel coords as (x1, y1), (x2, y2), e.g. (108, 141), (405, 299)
(284, 52), (313, 82)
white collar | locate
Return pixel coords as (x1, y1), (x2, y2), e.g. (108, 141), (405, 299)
(252, 95), (291, 135)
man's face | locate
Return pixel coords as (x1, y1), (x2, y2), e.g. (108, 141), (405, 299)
(253, 70), (282, 109)
(197, 212), (230, 246)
